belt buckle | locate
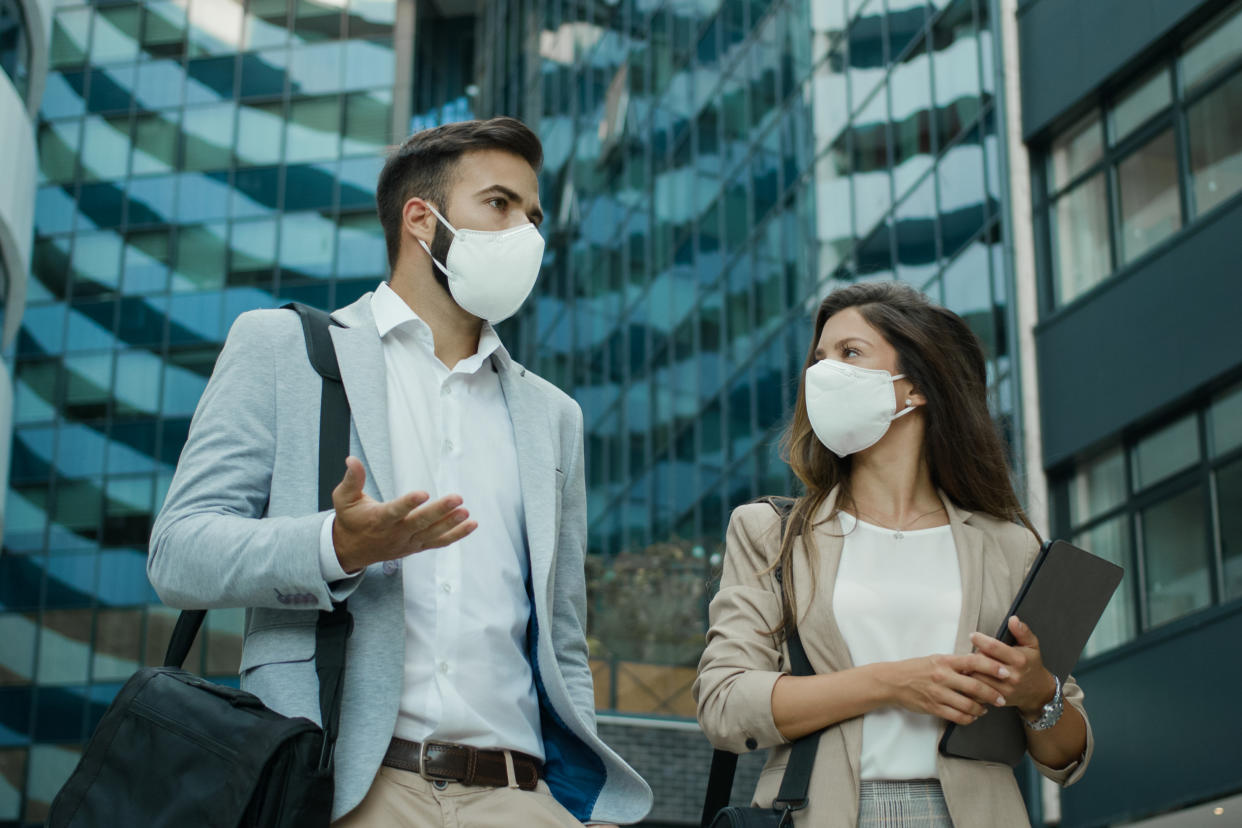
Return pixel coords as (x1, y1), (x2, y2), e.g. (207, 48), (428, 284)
(417, 741), (457, 783)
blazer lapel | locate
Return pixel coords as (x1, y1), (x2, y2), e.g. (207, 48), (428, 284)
(329, 296), (395, 502)
(497, 361), (556, 602)
(941, 492), (985, 655)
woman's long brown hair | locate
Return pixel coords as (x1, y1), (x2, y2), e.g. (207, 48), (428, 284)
(767, 281), (1040, 642)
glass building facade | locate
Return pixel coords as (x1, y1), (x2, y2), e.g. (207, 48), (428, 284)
(1, 0), (418, 820)
(475, 0), (1015, 720)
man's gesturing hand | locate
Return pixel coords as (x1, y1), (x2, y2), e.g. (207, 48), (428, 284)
(330, 456), (478, 574)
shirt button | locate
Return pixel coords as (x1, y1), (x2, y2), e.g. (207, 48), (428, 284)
(439, 662), (450, 675)
(382, 560), (399, 576)
(443, 440), (454, 452)
(441, 582), (453, 594)
(745, 737), (758, 750)
(441, 385), (450, 396)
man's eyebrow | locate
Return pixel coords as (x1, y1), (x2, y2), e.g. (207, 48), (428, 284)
(475, 185), (544, 223)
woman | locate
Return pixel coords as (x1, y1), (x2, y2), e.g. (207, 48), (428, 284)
(694, 282), (1092, 827)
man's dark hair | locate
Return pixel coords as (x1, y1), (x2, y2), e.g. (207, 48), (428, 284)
(375, 117), (543, 270)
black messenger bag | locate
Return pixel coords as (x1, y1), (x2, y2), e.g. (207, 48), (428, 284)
(47, 304), (353, 828)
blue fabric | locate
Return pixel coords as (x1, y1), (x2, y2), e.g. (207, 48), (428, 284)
(528, 612), (606, 822)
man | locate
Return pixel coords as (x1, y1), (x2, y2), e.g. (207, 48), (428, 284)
(148, 117), (652, 826)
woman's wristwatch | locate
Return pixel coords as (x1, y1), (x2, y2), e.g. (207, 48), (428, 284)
(1023, 674), (1063, 731)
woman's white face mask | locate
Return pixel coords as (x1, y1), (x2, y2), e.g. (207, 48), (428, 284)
(418, 202), (545, 323)
(804, 359), (916, 457)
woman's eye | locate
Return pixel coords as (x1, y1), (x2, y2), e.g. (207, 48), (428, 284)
(843, 347), (860, 358)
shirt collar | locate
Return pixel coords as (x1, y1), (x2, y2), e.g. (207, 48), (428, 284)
(370, 281), (513, 371)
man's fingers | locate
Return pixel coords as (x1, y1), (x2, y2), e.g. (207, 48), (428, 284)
(333, 456), (367, 504)
(418, 518), (478, 551)
(386, 490), (431, 520)
(400, 494), (466, 532)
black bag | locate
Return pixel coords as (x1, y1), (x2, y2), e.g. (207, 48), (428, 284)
(700, 503), (824, 828)
(47, 304), (353, 828)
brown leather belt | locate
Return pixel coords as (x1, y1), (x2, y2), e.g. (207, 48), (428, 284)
(381, 738), (542, 791)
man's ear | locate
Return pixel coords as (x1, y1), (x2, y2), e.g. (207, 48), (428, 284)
(403, 197), (439, 249)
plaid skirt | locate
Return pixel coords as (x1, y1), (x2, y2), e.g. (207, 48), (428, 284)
(856, 780), (953, 827)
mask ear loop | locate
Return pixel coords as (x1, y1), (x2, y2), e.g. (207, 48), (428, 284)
(416, 201), (457, 279)
(890, 374), (917, 420)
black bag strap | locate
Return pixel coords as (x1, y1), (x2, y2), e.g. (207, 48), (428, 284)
(162, 302), (354, 771)
(700, 500), (823, 826)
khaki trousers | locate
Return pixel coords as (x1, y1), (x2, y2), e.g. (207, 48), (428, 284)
(332, 766), (585, 828)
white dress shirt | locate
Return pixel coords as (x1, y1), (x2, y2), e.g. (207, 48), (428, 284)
(319, 282), (543, 759)
(833, 512), (961, 780)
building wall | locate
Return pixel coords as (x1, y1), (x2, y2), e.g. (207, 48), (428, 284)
(1020, 0), (1242, 824)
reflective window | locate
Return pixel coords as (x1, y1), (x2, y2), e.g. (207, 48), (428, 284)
(182, 104), (236, 171)
(1187, 69), (1242, 217)
(50, 9), (92, 69)
(1109, 68), (1171, 143)
(115, 233), (163, 294)
(229, 217), (278, 285)
(142, 2), (187, 59)
(1116, 128), (1181, 265)
(1142, 486), (1211, 628)
(1077, 516), (1134, 658)
(1051, 172), (1108, 304)
(92, 6), (142, 65)
(1, 0), (33, 104)
(1180, 0), (1242, 92)
(1218, 458), (1242, 602)
(1048, 112), (1103, 193)
(132, 114), (178, 175)
(286, 95), (340, 162)
(237, 100), (286, 166)
(1067, 446), (1126, 526)
(1210, 382), (1242, 456)
(172, 223), (227, 291)
(1132, 414), (1200, 491)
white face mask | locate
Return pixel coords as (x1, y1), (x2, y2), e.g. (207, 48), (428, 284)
(804, 359), (917, 457)
(417, 202), (545, 323)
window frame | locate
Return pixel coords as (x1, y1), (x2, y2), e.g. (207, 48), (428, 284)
(1037, 1), (1242, 314)
(1053, 387), (1242, 664)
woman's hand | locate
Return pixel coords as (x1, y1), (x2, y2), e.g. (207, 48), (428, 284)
(877, 651), (1013, 726)
(968, 615), (1058, 718)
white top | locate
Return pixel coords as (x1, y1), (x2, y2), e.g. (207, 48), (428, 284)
(318, 282), (542, 759)
(832, 513), (961, 781)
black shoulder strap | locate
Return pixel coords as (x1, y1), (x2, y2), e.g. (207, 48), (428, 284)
(163, 303), (354, 772)
(700, 500), (821, 825)
(282, 302), (354, 770)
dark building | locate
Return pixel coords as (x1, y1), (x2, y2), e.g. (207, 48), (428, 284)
(1018, 0), (1242, 824)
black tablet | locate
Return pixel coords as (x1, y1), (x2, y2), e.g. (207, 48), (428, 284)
(938, 539), (1124, 765)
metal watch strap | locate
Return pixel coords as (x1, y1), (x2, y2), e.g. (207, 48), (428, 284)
(1024, 674), (1063, 731)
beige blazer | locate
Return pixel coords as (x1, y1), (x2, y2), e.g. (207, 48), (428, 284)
(693, 488), (1093, 827)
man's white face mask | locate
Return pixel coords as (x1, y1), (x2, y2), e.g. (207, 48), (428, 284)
(417, 202), (545, 323)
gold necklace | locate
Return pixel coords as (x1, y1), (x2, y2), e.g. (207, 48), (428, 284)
(852, 504), (946, 540)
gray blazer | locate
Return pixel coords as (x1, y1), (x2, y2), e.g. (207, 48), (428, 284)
(148, 294), (653, 824)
